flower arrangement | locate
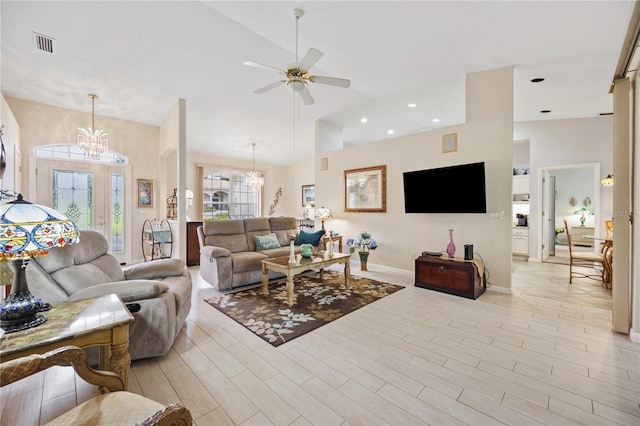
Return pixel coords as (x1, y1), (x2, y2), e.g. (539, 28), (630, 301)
(346, 231), (378, 253)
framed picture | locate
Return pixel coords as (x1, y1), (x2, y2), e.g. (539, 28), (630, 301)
(442, 132), (458, 153)
(137, 179), (154, 208)
(302, 184), (315, 206)
(344, 165), (386, 212)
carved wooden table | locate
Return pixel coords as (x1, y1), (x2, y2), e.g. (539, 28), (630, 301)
(262, 252), (351, 306)
(0, 294), (134, 389)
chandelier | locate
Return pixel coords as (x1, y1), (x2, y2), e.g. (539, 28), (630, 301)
(245, 143), (264, 191)
(77, 93), (108, 160)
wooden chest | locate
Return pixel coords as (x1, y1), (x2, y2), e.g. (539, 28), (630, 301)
(186, 221), (203, 266)
(415, 255), (485, 299)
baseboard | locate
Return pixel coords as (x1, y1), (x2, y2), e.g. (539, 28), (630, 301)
(630, 326), (640, 343)
(486, 284), (513, 294)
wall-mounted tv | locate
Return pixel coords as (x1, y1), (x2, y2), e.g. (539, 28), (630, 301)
(403, 162), (487, 213)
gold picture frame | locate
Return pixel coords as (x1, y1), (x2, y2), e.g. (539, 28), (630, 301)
(137, 179), (154, 208)
(344, 165), (387, 212)
(442, 132), (458, 153)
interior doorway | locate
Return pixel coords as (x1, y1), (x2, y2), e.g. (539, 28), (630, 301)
(539, 163), (601, 265)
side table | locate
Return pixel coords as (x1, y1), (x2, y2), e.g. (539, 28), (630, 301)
(0, 294), (134, 389)
(321, 235), (343, 253)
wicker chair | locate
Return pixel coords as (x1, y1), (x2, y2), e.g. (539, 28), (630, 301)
(0, 346), (192, 426)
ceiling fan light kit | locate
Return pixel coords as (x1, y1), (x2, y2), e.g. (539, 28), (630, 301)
(244, 8), (350, 107)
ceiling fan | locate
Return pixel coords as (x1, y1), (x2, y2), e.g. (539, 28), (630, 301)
(244, 8), (350, 106)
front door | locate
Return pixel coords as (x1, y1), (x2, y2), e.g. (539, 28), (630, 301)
(35, 158), (127, 263)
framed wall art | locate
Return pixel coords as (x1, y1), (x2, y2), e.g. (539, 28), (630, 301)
(302, 184), (315, 206)
(442, 132), (458, 153)
(344, 165), (386, 212)
(137, 179), (154, 208)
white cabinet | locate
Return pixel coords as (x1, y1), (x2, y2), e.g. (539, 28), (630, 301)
(570, 226), (594, 247)
(512, 227), (529, 256)
(513, 175), (530, 195)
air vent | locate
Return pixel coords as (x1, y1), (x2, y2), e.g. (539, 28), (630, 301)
(32, 32), (55, 53)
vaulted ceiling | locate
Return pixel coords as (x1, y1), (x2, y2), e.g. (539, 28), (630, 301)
(1, 1), (633, 165)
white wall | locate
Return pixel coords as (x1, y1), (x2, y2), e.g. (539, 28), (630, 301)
(0, 95), (21, 195)
(5, 96), (162, 262)
(314, 67), (515, 291)
(514, 117), (613, 260)
(552, 167), (597, 229)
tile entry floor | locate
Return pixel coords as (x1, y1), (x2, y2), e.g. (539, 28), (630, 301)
(1, 259), (638, 425)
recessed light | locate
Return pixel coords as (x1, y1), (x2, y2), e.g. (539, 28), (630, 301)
(432, 118), (440, 123)
(540, 110), (551, 113)
(387, 129), (395, 135)
(360, 117), (368, 123)
(531, 77), (545, 83)
(408, 103), (417, 108)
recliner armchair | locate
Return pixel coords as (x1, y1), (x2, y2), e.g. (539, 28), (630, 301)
(26, 230), (192, 360)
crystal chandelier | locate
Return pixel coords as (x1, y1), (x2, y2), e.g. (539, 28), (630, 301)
(245, 143), (264, 191)
(77, 93), (108, 160)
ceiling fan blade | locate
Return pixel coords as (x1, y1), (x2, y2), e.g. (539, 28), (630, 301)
(244, 60), (285, 74)
(299, 86), (315, 106)
(254, 80), (285, 94)
(309, 75), (351, 88)
(299, 48), (323, 71)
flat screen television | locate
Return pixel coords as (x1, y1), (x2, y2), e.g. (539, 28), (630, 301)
(403, 162), (487, 213)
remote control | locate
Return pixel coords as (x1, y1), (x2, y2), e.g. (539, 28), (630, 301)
(126, 303), (141, 313)
(421, 251), (443, 257)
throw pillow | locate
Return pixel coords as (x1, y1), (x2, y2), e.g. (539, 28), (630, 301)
(294, 229), (325, 246)
(254, 233), (281, 251)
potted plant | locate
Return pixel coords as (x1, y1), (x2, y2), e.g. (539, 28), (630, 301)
(346, 231), (378, 271)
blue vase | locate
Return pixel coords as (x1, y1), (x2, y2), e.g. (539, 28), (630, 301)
(300, 244), (314, 258)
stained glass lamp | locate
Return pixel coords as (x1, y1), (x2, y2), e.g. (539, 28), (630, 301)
(314, 206), (332, 230)
(0, 194), (80, 333)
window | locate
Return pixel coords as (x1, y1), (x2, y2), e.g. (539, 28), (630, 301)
(35, 144), (127, 164)
(202, 170), (260, 220)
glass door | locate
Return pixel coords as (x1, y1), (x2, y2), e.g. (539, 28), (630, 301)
(35, 159), (127, 263)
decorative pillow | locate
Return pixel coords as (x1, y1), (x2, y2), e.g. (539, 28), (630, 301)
(254, 233), (282, 251)
(294, 229), (325, 246)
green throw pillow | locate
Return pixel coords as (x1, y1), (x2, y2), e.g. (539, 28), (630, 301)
(294, 229), (325, 246)
(254, 233), (281, 251)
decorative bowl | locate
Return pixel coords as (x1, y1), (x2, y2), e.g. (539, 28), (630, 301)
(299, 243), (314, 258)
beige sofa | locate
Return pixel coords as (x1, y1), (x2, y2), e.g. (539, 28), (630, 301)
(197, 217), (324, 290)
(25, 230), (192, 361)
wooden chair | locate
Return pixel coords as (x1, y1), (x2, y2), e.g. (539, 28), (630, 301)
(562, 220), (606, 284)
(0, 346), (193, 426)
(604, 219), (614, 241)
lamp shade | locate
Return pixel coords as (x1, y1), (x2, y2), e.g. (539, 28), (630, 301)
(0, 195), (79, 333)
(600, 174), (614, 187)
(314, 206), (332, 222)
(0, 194), (80, 258)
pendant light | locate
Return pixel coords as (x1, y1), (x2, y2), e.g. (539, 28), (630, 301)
(245, 143), (264, 191)
(77, 93), (108, 160)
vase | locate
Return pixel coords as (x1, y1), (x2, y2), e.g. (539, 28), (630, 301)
(300, 243), (314, 258)
(288, 236), (296, 264)
(446, 229), (456, 258)
(358, 252), (369, 271)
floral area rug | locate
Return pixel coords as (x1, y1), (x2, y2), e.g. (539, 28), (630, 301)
(204, 271), (404, 347)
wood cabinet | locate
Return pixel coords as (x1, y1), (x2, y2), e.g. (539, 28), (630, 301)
(186, 221), (203, 266)
(512, 227), (529, 257)
(570, 226), (594, 247)
(415, 255), (485, 299)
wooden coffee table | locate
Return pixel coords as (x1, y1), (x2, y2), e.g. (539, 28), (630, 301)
(0, 294), (134, 389)
(261, 252), (351, 306)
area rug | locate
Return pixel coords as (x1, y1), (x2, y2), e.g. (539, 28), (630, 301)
(204, 271), (404, 347)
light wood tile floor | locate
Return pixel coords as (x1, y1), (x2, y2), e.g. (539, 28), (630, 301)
(2, 259), (638, 425)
